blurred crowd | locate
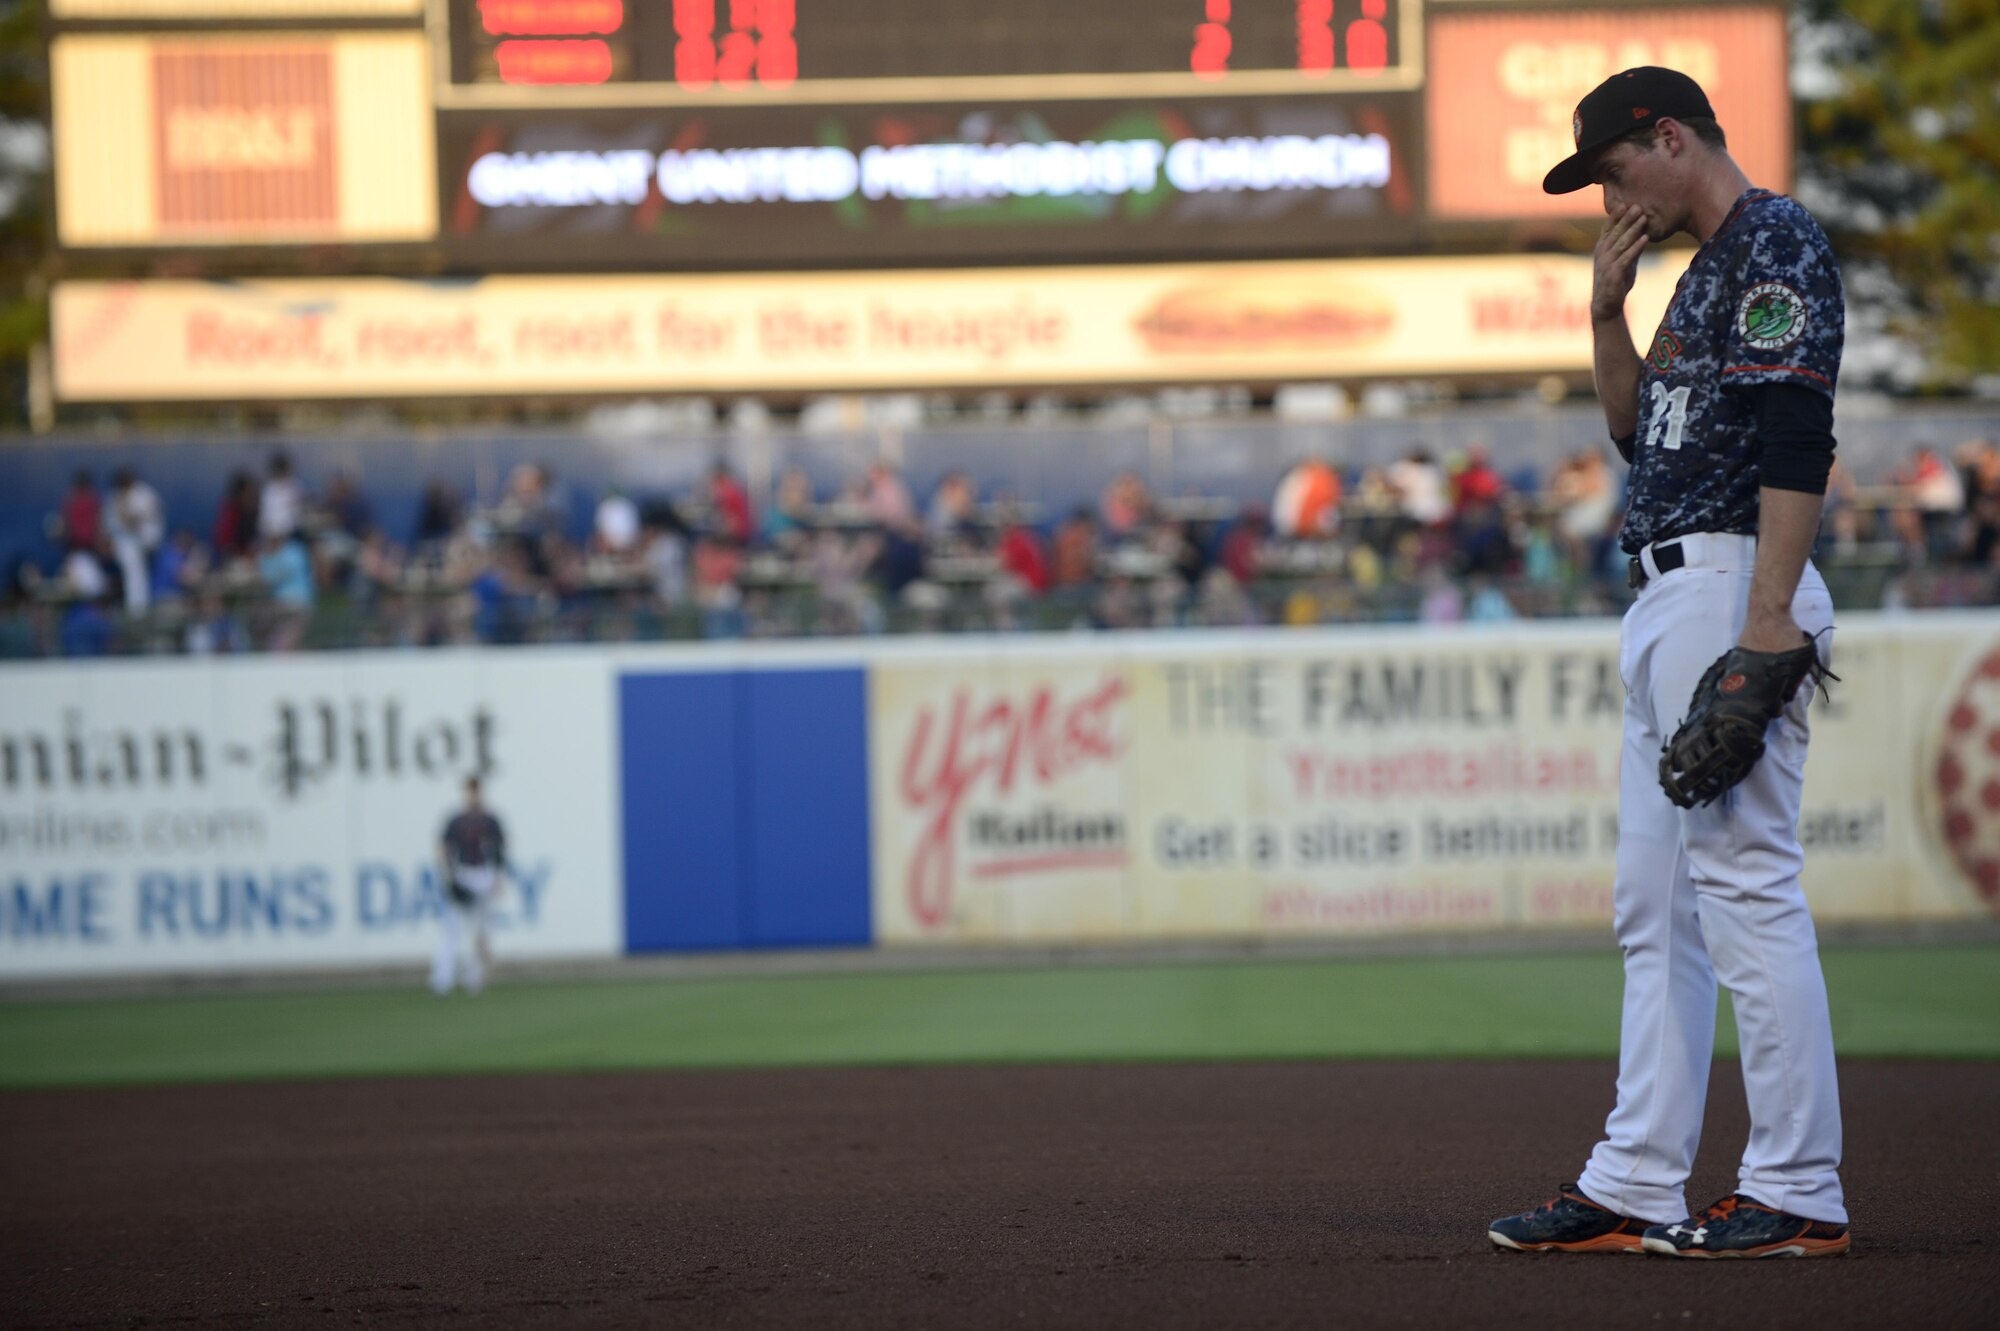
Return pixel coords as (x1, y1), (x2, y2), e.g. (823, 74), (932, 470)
(5, 435), (1998, 658)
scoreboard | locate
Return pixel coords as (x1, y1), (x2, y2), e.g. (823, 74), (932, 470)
(434, 1), (1430, 268)
(48, 1), (1790, 263)
(443, 1), (1415, 101)
(49, 2), (1790, 399)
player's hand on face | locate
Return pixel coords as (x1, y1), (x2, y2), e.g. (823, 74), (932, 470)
(1591, 205), (1650, 323)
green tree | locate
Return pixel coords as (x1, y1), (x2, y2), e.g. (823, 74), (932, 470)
(0, 0), (48, 427)
(1797, 0), (2000, 387)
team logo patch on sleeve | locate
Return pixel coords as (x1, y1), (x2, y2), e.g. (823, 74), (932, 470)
(1738, 282), (1808, 351)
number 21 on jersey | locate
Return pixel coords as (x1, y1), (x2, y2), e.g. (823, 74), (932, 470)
(1644, 381), (1691, 452)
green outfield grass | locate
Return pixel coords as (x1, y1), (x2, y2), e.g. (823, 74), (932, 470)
(2, 944), (1996, 1089)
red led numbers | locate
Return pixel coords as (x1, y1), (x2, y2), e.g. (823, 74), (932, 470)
(1297, 0), (1332, 74)
(674, 0), (715, 87)
(756, 0), (797, 88)
(1190, 0), (1231, 81)
(674, 0), (794, 91)
(495, 38), (613, 84)
(479, 0), (623, 36)
(486, 0), (622, 84)
(1348, 0), (1388, 72)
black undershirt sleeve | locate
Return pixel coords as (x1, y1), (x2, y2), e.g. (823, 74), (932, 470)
(1612, 431), (1636, 465)
(1754, 381), (1837, 494)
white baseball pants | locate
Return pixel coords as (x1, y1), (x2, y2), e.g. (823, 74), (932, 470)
(1577, 532), (1846, 1225)
(431, 867), (496, 996)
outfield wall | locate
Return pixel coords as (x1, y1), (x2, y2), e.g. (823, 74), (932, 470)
(5, 614), (1997, 979)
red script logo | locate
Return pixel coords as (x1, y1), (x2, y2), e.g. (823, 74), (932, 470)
(896, 676), (1129, 928)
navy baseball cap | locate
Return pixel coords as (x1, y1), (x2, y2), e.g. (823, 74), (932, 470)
(1542, 66), (1717, 195)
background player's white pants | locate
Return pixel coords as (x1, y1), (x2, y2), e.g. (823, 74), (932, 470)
(431, 869), (495, 995)
(1578, 533), (1846, 1226)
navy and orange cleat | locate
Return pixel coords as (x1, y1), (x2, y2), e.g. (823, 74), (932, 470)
(1641, 1194), (1851, 1259)
(1488, 1183), (1649, 1254)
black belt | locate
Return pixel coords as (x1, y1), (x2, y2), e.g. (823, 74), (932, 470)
(1626, 540), (1686, 590)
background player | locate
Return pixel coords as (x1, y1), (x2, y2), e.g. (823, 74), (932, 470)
(1488, 67), (1852, 1259)
(434, 775), (509, 996)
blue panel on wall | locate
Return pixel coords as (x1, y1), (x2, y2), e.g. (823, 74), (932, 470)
(742, 669), (873, 947)
(619, 671), (746, 951)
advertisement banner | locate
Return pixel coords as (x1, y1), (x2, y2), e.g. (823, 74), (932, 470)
(0, 652), (620, 978)
(1426, 5), (1789, 220)
(51, 250), (1689, 400)
(868, 620), (1999, 945)
(52, 32), (436, 247)
(438, 94), (1420, 268)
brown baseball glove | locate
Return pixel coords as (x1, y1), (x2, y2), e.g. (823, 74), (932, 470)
(1658, 636), (1836, 809)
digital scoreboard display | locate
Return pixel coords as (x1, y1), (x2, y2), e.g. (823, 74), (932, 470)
(439, 92), (1421, 268)
(438, 0), (1427, 267)
(447, 0), (1414, 98)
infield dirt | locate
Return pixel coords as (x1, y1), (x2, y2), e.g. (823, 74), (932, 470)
(5, 1059), (1994, 1328)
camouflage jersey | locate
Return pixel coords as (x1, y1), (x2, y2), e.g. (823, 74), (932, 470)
(1619, 189), (1844, 555)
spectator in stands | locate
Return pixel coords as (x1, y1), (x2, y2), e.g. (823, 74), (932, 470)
(1466, 576), (1518, 622)
(257, 530), (315, 651)
(469, 541), (537, 645)
(1961, 439), (2000, 566)
(642, 515), (688, 608)
(0, 563), (35, 658)
(1451, 446), (1505, 514)
(1345, 466), (1402, 551)
(594, 485), (641, 558)
(926, 470), (977, 546)
(870, 519), (926, 598)
(212, 470), (260, 563)
(763, 466), (815, 549)
(994, 503), (1049, 595)
(1419, 566), (1465, 624)
(60, 469), (102, 554)
(259, 451), (305, 542)
(413, 477), (461, 550)
(1273, 457), (1342, 538)
(351, 528), (405, 603)
(495, 463), (575, 587)
(1899, 444), (1967, 562)
(707, 460), (754, 546)
(499, 462), (561, 543)
(1549, 448), (1616, 575)
(1158, 519), (1206, 592)
(151, 529), (208, 606)
(862, 460), (916, 530)
(693, 536), (746, 639)
(1456, 494), (1516, 578)
(1386, 446), (1450, 528)
(1049, 507), (1098, 587)
(1099, 471), (1151, 542)
(810, 527), (884, 635)
(106, 467), (165, 613)
(60, 540), (109, 603)
(1819, 458), (1861, 557)
(322, 469), (374, 539)
(1217, 508), (1267, 586)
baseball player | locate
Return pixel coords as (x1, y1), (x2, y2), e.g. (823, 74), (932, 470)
(1488, 68), (1851, 1258)
(433, 775), (509, 996)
